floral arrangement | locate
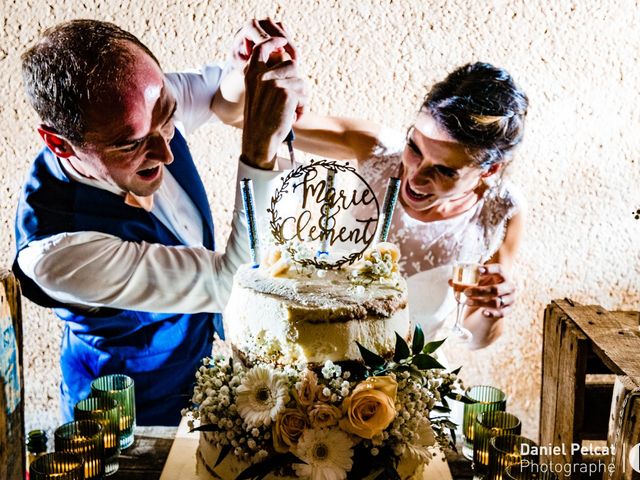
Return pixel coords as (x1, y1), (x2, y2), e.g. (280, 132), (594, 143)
(185, 326), (467, 480)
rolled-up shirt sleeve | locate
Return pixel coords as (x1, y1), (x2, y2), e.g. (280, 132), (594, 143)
(17, 161), (285, 314)
(165, 63), (229, 135)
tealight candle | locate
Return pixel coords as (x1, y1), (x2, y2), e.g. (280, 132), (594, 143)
(505, 462), (559, 479)
(29, 452), (84, 480)
(75, 396), (120, 476)
(473, 411), (521, 474)
(376, 177), (401, 243)
(240, 178), (260, 267)
(91, 374), (136, 450)
(462, 385), (507, 460)
(488, 434), (538, 480)
(54, 420), (104, 480)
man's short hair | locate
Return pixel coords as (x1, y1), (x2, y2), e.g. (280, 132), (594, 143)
(21, 19), (161, 145)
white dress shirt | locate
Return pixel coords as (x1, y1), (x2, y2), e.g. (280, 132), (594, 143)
(18, 64), (283, 314)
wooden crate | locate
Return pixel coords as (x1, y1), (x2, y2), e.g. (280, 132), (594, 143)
(0, 270), (25, 480)
(541, 299), (640, 479)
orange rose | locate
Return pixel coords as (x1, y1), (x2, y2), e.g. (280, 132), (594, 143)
(339, 376), (398, 439)
(273, 408), (308, 453)
(308, 403), (342, 428)
(294, 371), (318, 407)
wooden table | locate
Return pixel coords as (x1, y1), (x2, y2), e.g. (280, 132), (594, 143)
(115, 426), (473, 479)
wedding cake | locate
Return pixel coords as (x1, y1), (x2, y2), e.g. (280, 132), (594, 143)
(185, 161), (461, 480)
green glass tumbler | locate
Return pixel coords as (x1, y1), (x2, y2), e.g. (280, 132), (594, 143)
(462, 385), (507, 459)
(29, 452), (85, 480)
(488, 434), (538, 480)
(54, 420), (105, 480)
(505, 462), (559, 479)
(473, 411), (521, 474)
(75, 396), (120, 475)
(91, 374), (136, 449)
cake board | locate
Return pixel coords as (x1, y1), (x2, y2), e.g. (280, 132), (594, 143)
(160, 418), (454, 480)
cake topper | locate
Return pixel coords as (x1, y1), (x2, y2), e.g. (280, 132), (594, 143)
(268, 160), (381, 269)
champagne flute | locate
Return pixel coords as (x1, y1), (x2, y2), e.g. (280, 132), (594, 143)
(450, 262), (483, 342)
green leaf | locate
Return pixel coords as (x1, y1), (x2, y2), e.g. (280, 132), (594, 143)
(422, 338), (446, 354)
(236, 452), (302, 480)
(190, 423), (218, 432)
(214, 444), (231, 468)
(411, 324), (425, 355)
(412, 353), (445, 370)
(446, 392), (477, 404)
(356, 341), (385, 369)
(393, 333), (411, 362)
(431, 405), (452, 413)
(375, 465), (401, 480)
(450, 366), (462, 376)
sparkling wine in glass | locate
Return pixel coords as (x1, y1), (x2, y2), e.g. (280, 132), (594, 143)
(450, 262), (483, 342)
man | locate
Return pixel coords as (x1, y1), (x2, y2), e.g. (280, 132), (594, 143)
(14, 19), (303, 425)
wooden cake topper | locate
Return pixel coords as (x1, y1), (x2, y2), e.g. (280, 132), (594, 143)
(268, 160), (380, 269)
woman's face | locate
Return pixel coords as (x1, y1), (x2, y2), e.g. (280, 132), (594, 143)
(399, 113), (490, 219)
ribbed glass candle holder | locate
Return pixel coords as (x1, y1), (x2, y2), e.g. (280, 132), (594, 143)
(75, 396), (120, 475)
(505, 462), (559, 480)
(54, 420), (105, 480)
(462, 385), (507, 459)
(29, 452), (85, 480)
(91, 374), (136, 449)
(488, 434), (538, 480)
(473, 411), (521, 474)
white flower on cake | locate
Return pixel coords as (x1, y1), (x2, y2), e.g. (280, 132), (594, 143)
(350, 242), (401, 284)
(292, 428), (355, 480)
(236, 366), (289, 428)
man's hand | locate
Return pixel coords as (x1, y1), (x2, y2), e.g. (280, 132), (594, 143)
(241, 37), (306, 170)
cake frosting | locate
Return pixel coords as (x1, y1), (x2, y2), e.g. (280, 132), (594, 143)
(224, 261), (411, 365)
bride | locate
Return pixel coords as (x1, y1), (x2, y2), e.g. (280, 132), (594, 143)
(289, 62), (529, 348)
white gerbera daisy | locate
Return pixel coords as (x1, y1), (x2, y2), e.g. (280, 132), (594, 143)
(293, 428), (354, 480)
(236, 366), (289, 428)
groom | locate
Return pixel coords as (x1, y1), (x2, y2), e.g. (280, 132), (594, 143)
(14, 19), (303, 425)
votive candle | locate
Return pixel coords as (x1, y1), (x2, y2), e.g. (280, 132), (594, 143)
(29, 452), (85, 480)
(473, 411), (521, 474)
(488, 434), (538, 480)
(462, 385), (507, 460)
(54, 420), (104, 480)
(75, 396), (120, 476)
(91, 374), (136, 450)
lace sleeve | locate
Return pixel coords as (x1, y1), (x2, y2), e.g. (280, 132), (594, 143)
(479, 181), (526, 262)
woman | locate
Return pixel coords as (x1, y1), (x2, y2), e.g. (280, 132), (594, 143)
(289, 62), (529, 348)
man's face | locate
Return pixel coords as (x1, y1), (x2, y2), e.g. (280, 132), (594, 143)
(71, 43), (177, 197)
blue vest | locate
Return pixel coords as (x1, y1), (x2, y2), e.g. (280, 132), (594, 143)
(13, 130), (222, 425)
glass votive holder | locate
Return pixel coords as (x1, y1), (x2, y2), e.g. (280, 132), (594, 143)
(488, 434), (538, 480)
(75, 396), (120, 476)
(462, 385), (507, 459)
(473, 411), (522, 474)
(29, 452), (85, 480)
(505, 462), (559, 480)
(54, 419), (105, 480)
(91, 374), (136, 449)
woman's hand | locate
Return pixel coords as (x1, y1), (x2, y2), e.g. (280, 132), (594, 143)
(459, 263), (516, 318)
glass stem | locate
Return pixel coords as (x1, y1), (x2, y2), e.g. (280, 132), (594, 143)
(454, 300), (465, 332)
